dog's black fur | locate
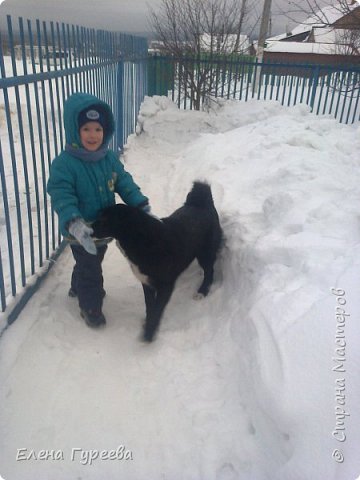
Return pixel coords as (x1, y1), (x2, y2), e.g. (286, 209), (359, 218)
(92, 182), (222, 342)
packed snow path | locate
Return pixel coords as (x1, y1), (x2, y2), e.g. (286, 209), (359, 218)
(0, 98), (360, 480)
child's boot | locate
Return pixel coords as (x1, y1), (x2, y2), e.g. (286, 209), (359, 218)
(80, 309), (106, 328)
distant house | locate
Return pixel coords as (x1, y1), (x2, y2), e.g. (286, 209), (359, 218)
(14, 45), (73, 65)
(199, 33), (250, 55)
(148, 40), (165, 55)
(264, 1), (360, 66)
(148, 34), (251, 56)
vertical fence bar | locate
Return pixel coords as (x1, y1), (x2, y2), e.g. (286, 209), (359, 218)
(28, 18), (46, 267)
(350, 73), (360, 124)
(64, 23), (74, 94)
(232, 59), (240, 99)
(269, 69), (275, 100)
(177, 59), (182, 108)
(287, 74), (294, 106)
(257, 60), (264, 100)
(4, 16), (26, 290)
(262, 64), (269, 100)
(321, 70), (331, 115)
(60, 23), (70, 98)
(82, 27), (89, 93)
(19, 17), (39, 274)
(117, 57), (124, 152)
(334, 71), (346, 121)
(0, 130), (16, 303)
(85, 27), (93, 95)
(43, 22), (58, 251)
(28, 20), (48, 266)
(343, 73), (354, 125)
(13, 17), (35, 277)
(51, 22), (64, 151)
(316, 68), (326, 116)
(339, 72), (351, 124)
(293, 73), (301, 106)
(328, 70), (339, 116)
(37, 19), (52, 259)
(239, 61), (245, 100)
(0, 247), (5, 312)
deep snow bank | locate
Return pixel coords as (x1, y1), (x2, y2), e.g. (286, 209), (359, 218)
(127, 96), (360, 480)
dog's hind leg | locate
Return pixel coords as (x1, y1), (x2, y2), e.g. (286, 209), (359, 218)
(143, 282), (175, 342)
(196, 252), (216, 298)
(196, 225), (221, 298)
(142, 284), (156, 319)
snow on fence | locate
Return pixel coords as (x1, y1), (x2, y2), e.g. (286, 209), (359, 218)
(0, 15), (148, 320)
(148, 55), (360, 124)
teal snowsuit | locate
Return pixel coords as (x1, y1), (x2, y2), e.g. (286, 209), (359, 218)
(47, 92), (148, 238)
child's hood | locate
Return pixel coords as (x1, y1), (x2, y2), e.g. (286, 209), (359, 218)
(63, 93), (115, 148)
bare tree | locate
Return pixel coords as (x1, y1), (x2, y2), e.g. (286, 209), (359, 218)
(148, 0), (258, 109)
(336, 28), (360, 55)
(149, 0), (253, 56)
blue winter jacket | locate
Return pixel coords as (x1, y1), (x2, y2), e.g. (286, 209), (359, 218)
(47, 93), (148, 237)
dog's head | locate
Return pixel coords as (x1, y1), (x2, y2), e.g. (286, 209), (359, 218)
(92, 203), (163, 241)
(92, 204), (133, 239)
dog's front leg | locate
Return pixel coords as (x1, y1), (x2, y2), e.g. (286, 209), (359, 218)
(143, 283), (175, 343)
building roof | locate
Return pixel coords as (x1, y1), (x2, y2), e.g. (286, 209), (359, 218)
(267, 1), (359, 42)
(265, 2), (360, 55)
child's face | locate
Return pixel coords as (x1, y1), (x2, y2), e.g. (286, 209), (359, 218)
(79, 121), (104, 151)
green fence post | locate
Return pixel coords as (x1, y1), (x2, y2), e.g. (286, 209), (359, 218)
(310, 65), (320, 112)
(116, 56), (124, 152)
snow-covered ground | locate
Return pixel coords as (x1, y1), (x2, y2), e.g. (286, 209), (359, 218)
(0, 96), (360, 480)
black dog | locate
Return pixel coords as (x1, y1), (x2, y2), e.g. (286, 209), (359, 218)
(92, 182), (222, 342)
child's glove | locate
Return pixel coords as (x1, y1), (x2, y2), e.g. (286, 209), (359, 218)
(141, 204), (152, 215)
(68, 218), (97, 255)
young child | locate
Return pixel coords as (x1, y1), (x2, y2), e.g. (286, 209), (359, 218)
(47, 92), (150, 328)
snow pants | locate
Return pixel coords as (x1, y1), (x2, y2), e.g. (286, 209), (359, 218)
(70, 244), (108, 313)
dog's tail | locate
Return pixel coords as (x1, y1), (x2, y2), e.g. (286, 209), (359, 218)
(185, 181), (215, 209)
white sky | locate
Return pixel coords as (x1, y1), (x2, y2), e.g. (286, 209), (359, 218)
(0, 0), (305, 38)
(0, 0), (162, 35)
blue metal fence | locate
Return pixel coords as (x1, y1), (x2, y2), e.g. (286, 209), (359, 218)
(148, 55), (360, 123)
(0, 15), (148, 317)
